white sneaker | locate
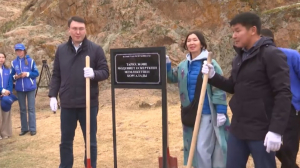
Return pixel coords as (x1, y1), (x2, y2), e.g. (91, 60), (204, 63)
(0, 136), (2, 140)
(3, 136), (8, 139)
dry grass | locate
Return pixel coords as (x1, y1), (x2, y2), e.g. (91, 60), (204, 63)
(0, 88), (299, 168)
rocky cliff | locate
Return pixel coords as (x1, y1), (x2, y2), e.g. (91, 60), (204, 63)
(0, 0), (300, 87)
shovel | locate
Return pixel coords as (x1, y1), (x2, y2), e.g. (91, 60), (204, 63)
(158, 73), (178, 168)
(85, 56), (92, 168)
(186, 52), (212, 168)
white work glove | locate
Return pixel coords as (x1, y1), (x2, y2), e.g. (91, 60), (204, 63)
(50, 97), (58, 111)
(264, 131), (282, 153)
(84, 67), (95, 79)
(166, 55), (171, 64)
(202, 61), (215, 79)
(217, 113), (226, 127)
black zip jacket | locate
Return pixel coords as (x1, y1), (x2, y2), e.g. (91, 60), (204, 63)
(209, 37), (291, 140)
(48, 36), (109, 108)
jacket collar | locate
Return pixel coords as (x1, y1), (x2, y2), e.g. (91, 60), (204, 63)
(186, 49), (209, 62)
(67, 36), (88, 49)
(233, 36), (275, 57)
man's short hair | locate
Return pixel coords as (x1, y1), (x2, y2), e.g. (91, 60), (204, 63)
(261, 28), (275, 39)
(68, 16), (86, 27)
(230, 12), (261, 35)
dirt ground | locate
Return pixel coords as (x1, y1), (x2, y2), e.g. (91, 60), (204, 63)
(0, 86), (298, 168)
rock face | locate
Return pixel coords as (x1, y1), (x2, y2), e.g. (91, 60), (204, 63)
(0, 0), (299, 86)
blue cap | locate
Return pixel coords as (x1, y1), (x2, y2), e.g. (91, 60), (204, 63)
(1, 94), (18, 112)
(14, 43), (26, 51)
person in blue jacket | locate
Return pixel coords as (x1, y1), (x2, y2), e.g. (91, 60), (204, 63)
(261, 28), (300, 168)
(0, 52), (14, 139)
(167, 31), (230, 168)
(11, 43), (39, 136)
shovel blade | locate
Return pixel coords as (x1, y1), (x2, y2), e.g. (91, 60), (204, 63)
(158, 156), (178, 168)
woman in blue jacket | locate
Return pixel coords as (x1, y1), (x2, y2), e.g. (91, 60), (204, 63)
(0, 52), (14, 139)
(167, 31), (230, 168)
(11, 43), (39, 136)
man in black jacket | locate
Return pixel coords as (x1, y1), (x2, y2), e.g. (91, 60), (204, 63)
(48, 16), (109, 168)
(261, 28), (300, 168)
(202, 12), (291, 168)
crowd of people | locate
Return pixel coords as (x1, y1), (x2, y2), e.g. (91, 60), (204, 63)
(0, 43), (39, 140)
(0, 11), (299, 168)
(167, 12), (300, 168)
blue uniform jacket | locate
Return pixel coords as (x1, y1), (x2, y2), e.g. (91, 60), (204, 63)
(11, 55), (39, 92)
(0, 65), (13, 93)
(279, 48), (300, 111)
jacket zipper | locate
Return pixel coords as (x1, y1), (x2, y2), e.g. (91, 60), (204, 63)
(264, 112), (269, 120)
(29, 60), (34, 85)
(235, 49), (260, 80)
(1, 68), (3, 88)
(19, 59), (24, 92)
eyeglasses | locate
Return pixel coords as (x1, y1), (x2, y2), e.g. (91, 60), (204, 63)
(70, 27), (85, 32)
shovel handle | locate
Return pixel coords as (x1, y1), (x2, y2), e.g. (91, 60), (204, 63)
(186, 52), (213, 168)
(86, 56), (92, 168)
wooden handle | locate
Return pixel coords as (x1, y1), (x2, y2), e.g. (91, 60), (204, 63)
(186, 52), (213, 168)
(85, 56), (91, 166)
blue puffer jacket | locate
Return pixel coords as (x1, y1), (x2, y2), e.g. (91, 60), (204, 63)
(186, 50), (227, 114)
(0, 65), (13, 93)
(279, 48), (300, 111)
(11, 55), (39, 92)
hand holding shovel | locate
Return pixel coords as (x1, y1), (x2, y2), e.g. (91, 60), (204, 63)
(186, 52), (213, 168)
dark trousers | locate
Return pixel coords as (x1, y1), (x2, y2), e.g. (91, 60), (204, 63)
(226, 133), (276, 168)
(59, 107), (98, 168)
(276, 105), (300, 168)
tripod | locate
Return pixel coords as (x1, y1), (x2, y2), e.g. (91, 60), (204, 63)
(35, 60), (60, 113)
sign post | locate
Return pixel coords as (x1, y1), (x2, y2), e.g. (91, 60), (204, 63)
(110, 47), (167, 168)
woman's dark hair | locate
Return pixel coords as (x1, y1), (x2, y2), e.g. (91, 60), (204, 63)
(0, 52), (9, 68)
(183, 31), (207, 51)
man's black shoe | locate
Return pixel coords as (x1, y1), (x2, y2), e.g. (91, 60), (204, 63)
(19, 131), (28, 136)
(30, 131), (36, 136)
